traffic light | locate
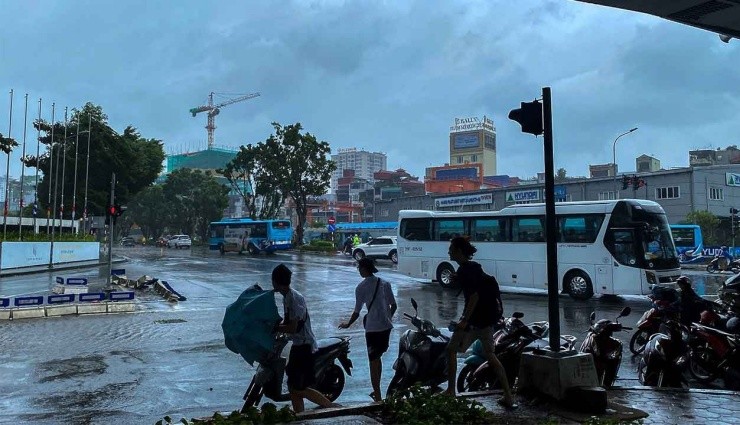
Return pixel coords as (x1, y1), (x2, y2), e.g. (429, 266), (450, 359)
(622, 175), (631, 190)
(508, 101), (544, 136)
(731, 208), (739, 215)
(632, 175), (645, 190)
(105, 204), (127, 225)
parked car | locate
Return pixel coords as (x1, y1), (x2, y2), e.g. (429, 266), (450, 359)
(168, 235), (192, 249)
(352, 236), (398, 263)
(120, 237), (135, 247)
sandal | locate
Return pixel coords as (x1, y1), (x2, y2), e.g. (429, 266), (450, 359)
(497, 398), (518, 410)
(369, 392), (382, 402)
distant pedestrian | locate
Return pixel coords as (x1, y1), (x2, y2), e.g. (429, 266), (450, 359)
(339, 258), (397, 402)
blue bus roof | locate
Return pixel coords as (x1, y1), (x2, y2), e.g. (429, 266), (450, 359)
(211, 218), (290, 224)
(335, 222), (398, 230)
(670, 224), (700, 229)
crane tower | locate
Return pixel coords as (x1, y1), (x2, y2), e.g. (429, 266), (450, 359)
(189, 92), (261, 149)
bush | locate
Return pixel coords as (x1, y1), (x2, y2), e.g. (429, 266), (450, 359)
(382, 385), (495, 425)
(310, 240), (335, 248)
(156, 403), (295, 425)
(0, 232), (96, 242)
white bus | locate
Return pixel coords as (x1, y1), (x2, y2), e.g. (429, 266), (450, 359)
(397, 199), (681, 299)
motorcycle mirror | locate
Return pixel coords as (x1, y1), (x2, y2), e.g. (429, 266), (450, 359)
(513, 312), (525, 319)
(411, 298), (418, 312)
(619, 306), (631, 317)
(589, 311), (596, 323)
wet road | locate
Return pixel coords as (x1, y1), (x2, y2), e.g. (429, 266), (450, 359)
(0, 246), (730, 424)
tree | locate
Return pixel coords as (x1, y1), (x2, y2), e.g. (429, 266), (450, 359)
(270, 122), (335, 245)
(219, 143), (284, 220)
(555, 168), (567, 181)
(0, 133), (18, 154)
(683, 210), (720, 245)
(162, 169), (229, 241)
(127, 185), (169, 239)
(22, 103), (164, 217)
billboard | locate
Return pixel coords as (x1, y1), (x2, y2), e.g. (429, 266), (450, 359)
(435, 193), (493, 208)
(506, 189), (540, 203)
(453, 132), (479, 149)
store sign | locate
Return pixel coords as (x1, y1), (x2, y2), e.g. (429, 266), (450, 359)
(435, 193), (493, 208)
(506, 189), (540, 203)
(726, 172), (740, 187)
(450, 116), (495, 133)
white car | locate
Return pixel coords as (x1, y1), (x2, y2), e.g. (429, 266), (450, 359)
(168, 235), (192, 249)
(352, 236), (398, 264)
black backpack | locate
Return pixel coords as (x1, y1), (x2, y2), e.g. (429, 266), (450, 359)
(457, 264), (504, 322)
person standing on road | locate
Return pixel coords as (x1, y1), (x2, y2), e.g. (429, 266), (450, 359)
(272, 264), (338, 413)
(444, 236), (517, 410)
(352, 234), (361, 247)
(339, 258), (397, 402)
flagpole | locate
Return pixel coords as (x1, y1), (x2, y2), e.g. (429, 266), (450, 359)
(3, 89), (14, 239)
(72, 114), (80, 234)
(33, 98), (41, 233)
(83, 113), (91, 235)
(18, 93), (28, 240)
(47, 103), (55, 235)
(52, 105), (60, 240)
(59, 107), (68, 234)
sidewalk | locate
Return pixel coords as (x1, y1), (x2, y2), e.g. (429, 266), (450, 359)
(0, 257), (127, 277)
(292, 386), (740, 425)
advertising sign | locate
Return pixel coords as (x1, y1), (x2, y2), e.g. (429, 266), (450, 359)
(726, 172), (740, 187)
(435, 193), (493, 208)
(51, 242), (100, 265)
(0, 242), (51, 269)
(453, 132), (479, 149)
(506, 189), (540, 203)
(450, 116), (495, 133)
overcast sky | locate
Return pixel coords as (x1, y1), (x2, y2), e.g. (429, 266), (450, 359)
(1, 0), (738, 182)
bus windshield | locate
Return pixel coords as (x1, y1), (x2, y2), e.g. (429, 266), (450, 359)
(605, 201), (678, 270)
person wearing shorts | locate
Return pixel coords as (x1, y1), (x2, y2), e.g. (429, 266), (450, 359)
(339, 257), (397, 402)
(272, 264), (337, 413)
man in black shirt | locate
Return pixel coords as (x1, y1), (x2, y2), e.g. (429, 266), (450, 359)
(445, 236), (516, 409)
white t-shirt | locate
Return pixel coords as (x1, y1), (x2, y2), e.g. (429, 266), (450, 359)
(283, 288), (317, 352)
(353, 276), (396, 333)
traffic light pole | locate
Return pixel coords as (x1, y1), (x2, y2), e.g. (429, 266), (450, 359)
(107, 172), (115, 284)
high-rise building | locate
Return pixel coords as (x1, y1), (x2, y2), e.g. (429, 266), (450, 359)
(449, 115), (497, 176)
(331, 148), (387, 193)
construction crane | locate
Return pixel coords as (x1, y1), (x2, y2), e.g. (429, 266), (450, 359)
(189, 92), (261, 149)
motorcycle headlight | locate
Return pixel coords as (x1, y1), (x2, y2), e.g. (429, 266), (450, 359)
(646, 272), (657, 284)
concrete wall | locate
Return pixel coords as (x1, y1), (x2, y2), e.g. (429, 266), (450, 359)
(0, 242), (100, 269)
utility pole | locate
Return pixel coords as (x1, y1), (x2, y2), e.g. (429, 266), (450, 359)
(107, 172), (115, 284)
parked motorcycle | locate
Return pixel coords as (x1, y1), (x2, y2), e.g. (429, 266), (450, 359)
(707, 253), (740, 274)
(637, 320), (690, 388)
(456, 312), (576, 392)
(629, 287), (679, 355)
(579, 307), (632, 387)
(387, 298), (451, 395)
(688, 322), (740, 390)
(241, 334), (353, 410)
(719, 274), (740, 316)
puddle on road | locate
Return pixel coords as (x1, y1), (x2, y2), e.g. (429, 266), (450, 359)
(170, 341), (225, 354)
(32, 381), (137, 411)
(36, 354), (107, 383)
(154, 318), (188, 324)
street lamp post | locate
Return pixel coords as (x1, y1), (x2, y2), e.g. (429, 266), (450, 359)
(611, 127), (638, 197)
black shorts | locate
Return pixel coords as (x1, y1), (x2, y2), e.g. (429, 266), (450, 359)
(286, 344), (315, 391)
(366, 329), (392, 361)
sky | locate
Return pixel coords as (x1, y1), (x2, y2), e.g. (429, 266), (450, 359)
(1, 0), (739, 182)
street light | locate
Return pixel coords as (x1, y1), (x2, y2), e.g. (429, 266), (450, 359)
(612, 127), (638, 197)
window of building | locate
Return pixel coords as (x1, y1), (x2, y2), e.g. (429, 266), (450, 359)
(457, 156), (463, 164)
(598, 191), (617, 201)
(471, 154), (478, 162)
(709, 187), (724, 201)
(655, 186), (680, 199)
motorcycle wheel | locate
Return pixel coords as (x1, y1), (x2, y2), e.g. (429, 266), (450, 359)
(456, 364), (478, 393)
(637, 358), (648, 385)
(689, 347), (719, 384)
(387, 364), (408, 396)
(707, 264), (717, 274)
(629, 331), (650, 355)
(242, 382), (264, 412)
(602, 367), (618, 388)
(316, 364), (345, 402)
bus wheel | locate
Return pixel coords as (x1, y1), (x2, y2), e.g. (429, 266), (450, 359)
(565, 271), (593, 300)
(437, 263), (457, 289)
(248, 244), (259, 255)
(389, 250), (398, 264)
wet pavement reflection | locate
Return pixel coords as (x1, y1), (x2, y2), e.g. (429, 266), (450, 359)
(0, 246), (731, 424)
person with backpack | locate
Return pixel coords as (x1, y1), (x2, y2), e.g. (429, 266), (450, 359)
(444, 236), (516, 409)
(339, 257), (397, 402)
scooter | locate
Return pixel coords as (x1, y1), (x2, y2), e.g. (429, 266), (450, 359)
(688, 322), (740, 390)
(241, 334), (353, 410)
(629, 287), (680, 355)
(579, 307), (632, 388)
(637, 320), (690, 388)
(387, 298), (451, 395)
(456, 312), (576, 392)
(707, 254), (740, 274)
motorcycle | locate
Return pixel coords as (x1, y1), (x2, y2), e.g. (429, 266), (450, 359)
(719, 274), (740, 316)
(456, 312), (576, 393)
(688, 322), (740, 390)
(242, 334), (353, 410)
(637, 320), (690, 388)
(579, 307), (632, 387)
(707, 253), (740, 274)
(629, 287), (679, 355)
(387, 298), (451, 395)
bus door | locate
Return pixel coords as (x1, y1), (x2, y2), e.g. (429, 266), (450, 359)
(607, 228), (644, 295)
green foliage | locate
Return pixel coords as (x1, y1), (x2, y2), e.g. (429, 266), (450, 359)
(382, 385), (495, 425)
(161, 169), (229, 241)
(127, 185), (168, 239)
(156, 403), (295, 424)
(299, 239), (336, 252)
(583, 417), (644, 425)
(0, 232), (95, 242)
(683, 210), (720, 245)
(0, 132), (19, 154)
(24, 103), (164, 217)
(219, 143), (284, 220)
(555, 168), (567, 181)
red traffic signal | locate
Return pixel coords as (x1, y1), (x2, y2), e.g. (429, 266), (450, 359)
(508, 101), (544, 136)
(108, 205), (116, 216)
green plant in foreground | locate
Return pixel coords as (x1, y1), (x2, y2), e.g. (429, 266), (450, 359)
(383, 385), (494, 425)
(155, 403), (295, 425)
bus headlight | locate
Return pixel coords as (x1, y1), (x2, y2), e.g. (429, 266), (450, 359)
(646, 271), (657, 284)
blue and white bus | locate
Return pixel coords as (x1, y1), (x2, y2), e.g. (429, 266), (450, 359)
(669, 224), (703, 262)
(303, 221), (398, 244)
(208, 218), (293, 254)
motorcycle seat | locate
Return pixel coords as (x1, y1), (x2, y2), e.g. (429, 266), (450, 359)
(315, 337), (343, 355)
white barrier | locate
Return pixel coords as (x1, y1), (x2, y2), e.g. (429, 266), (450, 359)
(0, 291), (137, 320)
(0, 241), (100, 269)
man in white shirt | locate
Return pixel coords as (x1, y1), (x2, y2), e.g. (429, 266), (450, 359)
(339, 258), (397, 402)
(272, 264), (335, 413)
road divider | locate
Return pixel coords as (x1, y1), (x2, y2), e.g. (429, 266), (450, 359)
(0, 291), (136, 320)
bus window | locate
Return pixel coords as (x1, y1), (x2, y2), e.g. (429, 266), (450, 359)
(513, 217), (545, 242)
(272, 221), (291, 229)
(472, 218), (508, 242)
(400, 218), (432, 241)
(211, 224), (225, 239)
(252, 223), (267, 238)
(608, 229), (637, 266)
(559, 214), (604, 243)
(434, 219), (465, 241)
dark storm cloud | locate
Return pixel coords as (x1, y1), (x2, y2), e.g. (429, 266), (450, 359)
(1, 0), (738, 180)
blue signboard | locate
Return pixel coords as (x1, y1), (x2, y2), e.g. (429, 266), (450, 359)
(0, 298), (9, 308)
(78, 293), (106, 302)
(327, 224), (336, 233)
(453, 132), (479, 149)
(109, 291), (135, 301)
(56, 276), (65, 284)
(554, 185), (566, 197)
(14, 296), (44, 307)
(48, 294), (75, 304)
(65, 277), (88, 286)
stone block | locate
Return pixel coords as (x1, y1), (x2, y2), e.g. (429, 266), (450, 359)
(12, 307), (46, 320)
(518, 351), (599, 400)
(0, 309), (11, 320)
(106, 302), (135, 313)
(45, 304), (78, 317)
(77, 303), (108, 315)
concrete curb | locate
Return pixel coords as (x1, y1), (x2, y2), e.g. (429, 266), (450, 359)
(0, 257), (128, 277)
